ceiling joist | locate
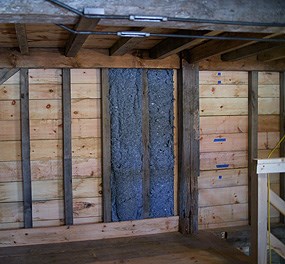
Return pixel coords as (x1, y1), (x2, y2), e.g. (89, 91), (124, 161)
(186, 32), (269, 63)
(258, 46), (285, 62)
(149, 30), (222, 59)
(65, 16), (100, 57)
(15, 24), (29, 55)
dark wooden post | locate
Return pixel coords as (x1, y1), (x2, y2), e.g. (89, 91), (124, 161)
(280, 71), (285, 224)
(62, 68), (73, 225)
(20, 68), (32, 228)
(101, 69), (112, 222)
(178, 56), (199, 234)
(248, 71), (258, 225)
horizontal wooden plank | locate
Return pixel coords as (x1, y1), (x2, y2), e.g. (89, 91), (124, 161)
(199, 203), (248, 226)
(200, 115), (279, 134)
(29, 84), (61, 99)
(259, 98), (279, 114)
(29, 69), (62, 84)
(71, 69), (100, 84)
(200, 98), (248, 116)
(200, 151), (247, 171)
(0, 216), (179, 247)
(29, 119), (101, 140)
(200, 132), (279, 152)
(0, 161), (22, 182)
(258, 149), (280, 159)
(199, 220), (249, 230)
(0, 84), (20, 100)
(0, 141), (21, 161)
(199, 71), (248, 85)
(71, 83), (101, 99)
(198, 168), (248, 189)
(258, 72), (279, 85)
(0, 100), (20, 120)
(71, 99), (101, 119)
(199, 185), (248, 207)
(200, 84), (279, 98)
(30, 99), (61, 120)
(29, 138), (101, 160)
(0, 48), (179, 69)
(0, 178), (102, 202)
(0, 120), (20, 140)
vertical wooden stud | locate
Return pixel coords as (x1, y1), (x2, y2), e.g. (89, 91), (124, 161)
(248, 71), (258, 225)
(142, 69), (150, 218)
(62, 69), (73, 225)
(101, 69), (112, 222)
(178, 57), (199, 234)
(20, 68), (32, 228)
(280, 72), (285, 224)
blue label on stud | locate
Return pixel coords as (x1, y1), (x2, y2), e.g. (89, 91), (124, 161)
(213, 138), (226, 142)
(216, 164), (229, 168)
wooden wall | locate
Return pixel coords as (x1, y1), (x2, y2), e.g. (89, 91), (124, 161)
(0, 69), (102, 229)
(199, 71), (280, 229)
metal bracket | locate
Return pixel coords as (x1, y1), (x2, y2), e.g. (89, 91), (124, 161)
(117, 31), (151, 38)
(129, 15), (168, 22)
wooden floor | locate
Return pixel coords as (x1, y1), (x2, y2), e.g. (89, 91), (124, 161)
(0, 231), (251, 264)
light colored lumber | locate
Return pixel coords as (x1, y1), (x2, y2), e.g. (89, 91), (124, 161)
(199, 203), (248, 226)
(256, 158), (285, 174)
(29, 99), (61, 120)
(0, 100), (20, 120)
(199, 185), (248, 207)
(199, 220), (249, 230)
(270, 189), (285, 216)
(29, 84), (61, 99)
(200, 151), (247, 171)
(0, 141), (21, 161)
(198, 168), (248, 189)
(71, 98), (101, 118)
(29, 69), (62, 84)
(0, 161), (22, 181)
(71, 69), (100, 84)
(0, 120), (20, 140)
(71, 83), (101, 99)
(199, 71), (248, 85)
(259, 98), (280, 115)
(0, 84), (20, 100)
(258, 72), (279, 85)
(0, 216), (179, 247)
(270, 233), (285, 260)
(200, 98), (248, 116)
(72, 118), (101, 139)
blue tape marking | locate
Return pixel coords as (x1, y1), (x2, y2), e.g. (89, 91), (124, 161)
(218, 80), (222, 84)
(216, 164), (229, 168)
(217, 72), (222, 76)
(218, 176), (223, 179)
(213, 138), (226, 142)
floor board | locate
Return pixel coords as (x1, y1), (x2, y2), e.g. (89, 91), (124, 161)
(0, 231), (251, 264)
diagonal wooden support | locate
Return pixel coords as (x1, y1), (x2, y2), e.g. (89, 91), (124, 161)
(258, 46), (285, 62)
(270, 233), (285, 260)
(0, 68), (20, 85)
(65, 15), (100, 57)
(15, 24), (29, 55)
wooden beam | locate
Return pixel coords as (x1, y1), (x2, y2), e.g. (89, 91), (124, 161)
(270, 190), (285, 216)
(187, 32), (267, 63)
(62, 69), (73, 225)
(149, 30), (222, 59)
(221, 43), (284, 62)
(280, 72), (285, 223)
(65, 16), (100, 57)
(142, 69), (150, 218)
(248, 71), (258, 225)
(0, 68), (19, 85)
(199, 55), (285, 71)
(258, 46), (285, 62)
(0, 1), (284, 33)
(0, 48), (179, 69)
(109, 27), (144, 56)
(0, 216), (179, 247)
(270, 233), (285, 260)
(178, 57), (199, 234)
(14, 24), (29, 55)
(20, 68), (32, 228)
(101, 69), (112, 222)
(251, 170), (268, 264)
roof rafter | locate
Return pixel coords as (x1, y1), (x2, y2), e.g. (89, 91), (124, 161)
(258, 46), (285, 62)
(15, 24), (29, 55)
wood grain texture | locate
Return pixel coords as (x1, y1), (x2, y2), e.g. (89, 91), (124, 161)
(14, 24), (29, 55)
